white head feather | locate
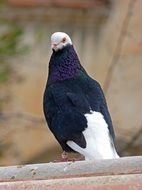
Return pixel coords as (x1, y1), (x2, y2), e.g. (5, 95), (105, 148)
(51, 32), (72, 51)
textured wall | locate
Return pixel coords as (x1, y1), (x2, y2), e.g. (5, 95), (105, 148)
(0, 0), (142, 165)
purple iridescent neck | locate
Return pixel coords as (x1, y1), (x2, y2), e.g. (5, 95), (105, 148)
(47, 45), (82, 85)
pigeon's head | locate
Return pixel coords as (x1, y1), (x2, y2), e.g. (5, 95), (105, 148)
(51, 32), (72, 52)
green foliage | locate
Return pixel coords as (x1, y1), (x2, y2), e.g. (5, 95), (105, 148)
(0, 25), (23, 83)
(0, 22), (26, 111)
(0, 64), (11, 82)
(0, 0), (6, 8)
(0, 26), (23, 57)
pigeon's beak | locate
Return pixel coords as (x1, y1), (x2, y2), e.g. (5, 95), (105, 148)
(51, 43), (57, 50)
(51, 41), (61, 51)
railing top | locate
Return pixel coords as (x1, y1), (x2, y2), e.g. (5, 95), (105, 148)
(0, 156), (142, 182)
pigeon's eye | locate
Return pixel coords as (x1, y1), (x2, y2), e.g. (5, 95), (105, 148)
(62, 37), (66, 43)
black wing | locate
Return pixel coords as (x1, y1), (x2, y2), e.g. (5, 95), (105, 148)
(66, 79), (115, 141)
(43, 85), (88, 152)
(88, 78), (115, 140)
(43, 77), (115, 152)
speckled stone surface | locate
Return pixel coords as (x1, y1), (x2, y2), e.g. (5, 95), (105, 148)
(0, 156), (142, 189)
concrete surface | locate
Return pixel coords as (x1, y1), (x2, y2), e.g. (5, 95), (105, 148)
(0, 156), (142, 182)
(0, 156), (142, 189)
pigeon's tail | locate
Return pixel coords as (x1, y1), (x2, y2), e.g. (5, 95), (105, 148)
(67, 111), (119, 160)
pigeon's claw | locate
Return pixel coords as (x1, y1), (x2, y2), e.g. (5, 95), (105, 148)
(61, 151), (68, 161)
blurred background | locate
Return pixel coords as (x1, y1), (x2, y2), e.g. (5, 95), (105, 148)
(0, 0), (142, 166)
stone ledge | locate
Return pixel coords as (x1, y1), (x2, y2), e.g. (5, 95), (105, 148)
(0, 174), (142, 190)
(0, 156), (142, 182)
(0, 156), (141, 188)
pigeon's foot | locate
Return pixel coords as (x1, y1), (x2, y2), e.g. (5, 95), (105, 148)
(61, 151), (68, 161)
(53, 151), (84, 163)
(53, 151), (69, 162)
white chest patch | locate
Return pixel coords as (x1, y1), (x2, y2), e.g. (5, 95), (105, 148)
(67, 111), (119, 160)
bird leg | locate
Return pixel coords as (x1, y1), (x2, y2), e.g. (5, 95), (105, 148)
(53, 151), (83, 163)
(61, 151), (68, 162)
(53, 151), (68, 162)
(61, 151), (83, 162)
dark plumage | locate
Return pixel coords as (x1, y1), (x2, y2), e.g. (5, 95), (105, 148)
(43, 32), (119, 160)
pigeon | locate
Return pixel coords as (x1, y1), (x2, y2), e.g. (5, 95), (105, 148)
(43, 32), (119, 160)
